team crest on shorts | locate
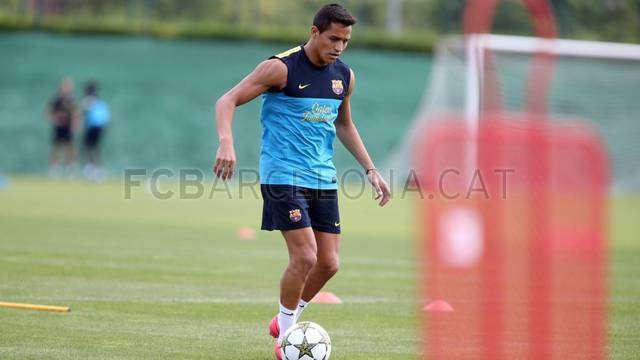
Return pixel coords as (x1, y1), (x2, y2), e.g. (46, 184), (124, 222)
(289, 209), (302, 222)
(331, 80), (344, 95)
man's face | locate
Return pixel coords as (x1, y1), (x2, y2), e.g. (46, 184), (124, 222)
(59, 79), (74, 97)
(312, 22), (352, 64)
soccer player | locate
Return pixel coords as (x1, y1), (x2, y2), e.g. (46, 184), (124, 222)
(47, 78), (77, 178)
(213, 4), (391, 359)
(81, 81), (111, 181)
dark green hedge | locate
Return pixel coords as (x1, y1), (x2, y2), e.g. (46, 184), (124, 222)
(0, 16), (437, 53)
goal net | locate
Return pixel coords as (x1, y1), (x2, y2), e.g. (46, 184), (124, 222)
(385, 34), (640, 193)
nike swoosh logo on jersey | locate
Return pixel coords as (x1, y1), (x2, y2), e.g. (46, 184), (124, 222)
(298, 83), (311, 90)
(334, 222), (340, 227)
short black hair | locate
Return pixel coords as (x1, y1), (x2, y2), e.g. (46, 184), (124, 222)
(85, 81), (98, 96)
(313, 4), (357, 33)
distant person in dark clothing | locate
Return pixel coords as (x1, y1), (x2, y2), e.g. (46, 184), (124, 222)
(81, 81), (110, 181)
(48, 78), (77, 178)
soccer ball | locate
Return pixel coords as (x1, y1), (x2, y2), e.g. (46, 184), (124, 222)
(279, 321), (332, 360)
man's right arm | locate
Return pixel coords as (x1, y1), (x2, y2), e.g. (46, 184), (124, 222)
(47, 100), (57, 124)
(214, 59), (287, 180)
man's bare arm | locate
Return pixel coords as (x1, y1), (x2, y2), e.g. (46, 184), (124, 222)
(335, 69), (391, 206)
(47, 103), (59, 125)
(214, 59), (287, 180)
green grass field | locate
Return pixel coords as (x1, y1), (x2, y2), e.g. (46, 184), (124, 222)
(0, 177), (638, 359)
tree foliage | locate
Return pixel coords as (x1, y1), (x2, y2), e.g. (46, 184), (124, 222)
(0, 0), (637, 49)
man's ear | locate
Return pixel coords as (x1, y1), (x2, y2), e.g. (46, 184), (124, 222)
(310, 25), (319, 38)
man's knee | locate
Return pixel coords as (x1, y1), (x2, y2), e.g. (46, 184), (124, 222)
(291, 252), (317, 274)
(317, 256), (339, 276)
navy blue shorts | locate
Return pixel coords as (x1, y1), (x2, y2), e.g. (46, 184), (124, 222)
(261, 185), (341, 234)
(53, 126), (72, 144)
(84, 126), (103, 149)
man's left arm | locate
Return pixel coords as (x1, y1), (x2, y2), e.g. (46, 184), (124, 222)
(335, 69), (391, 207)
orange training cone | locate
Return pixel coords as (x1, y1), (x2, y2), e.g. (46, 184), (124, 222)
(423, 300), (454, 312)
(236, 227), (256, 240)
(311, 292), (343, 304)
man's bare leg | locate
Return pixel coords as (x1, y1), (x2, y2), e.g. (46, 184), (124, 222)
(49, 144), (62, 178)
(298, 230), (340, 319)
(278, 227), (317, 339)
(64, 143), (76, 177)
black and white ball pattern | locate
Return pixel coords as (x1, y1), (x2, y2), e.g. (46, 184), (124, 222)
(279, 321), (332, 360)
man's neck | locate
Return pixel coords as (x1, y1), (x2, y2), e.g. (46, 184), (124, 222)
(303, 43), (327, 67)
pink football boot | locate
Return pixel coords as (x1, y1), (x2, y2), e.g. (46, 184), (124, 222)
(268, 315), (279, 338)
(274, 343), (282, 360)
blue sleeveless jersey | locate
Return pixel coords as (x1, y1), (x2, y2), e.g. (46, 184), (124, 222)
(259, 45), (351, 190)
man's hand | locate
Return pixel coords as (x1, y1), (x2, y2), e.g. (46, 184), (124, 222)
(214, 140), (236, 181)
(51, 111), (63, 126)
(367, 169), (391, 207)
